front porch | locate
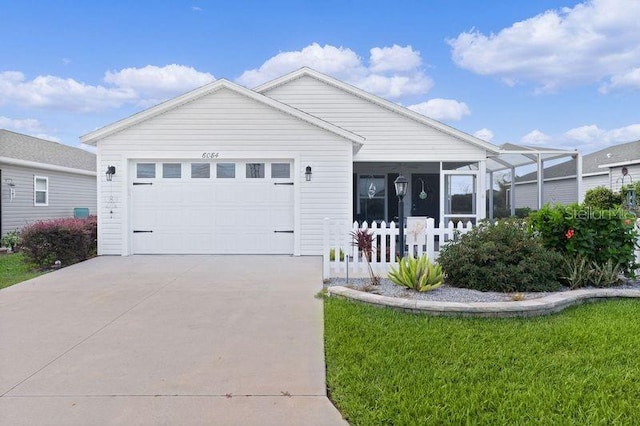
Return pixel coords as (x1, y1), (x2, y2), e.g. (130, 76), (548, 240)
(353, 161), (485, 226)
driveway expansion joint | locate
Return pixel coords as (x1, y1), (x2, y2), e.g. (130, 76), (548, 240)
(327, 286), (640, 317)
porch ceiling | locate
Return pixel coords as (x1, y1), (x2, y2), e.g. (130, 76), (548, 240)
(486, 143), (578, 172)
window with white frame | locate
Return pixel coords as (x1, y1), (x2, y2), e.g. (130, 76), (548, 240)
(34, 176), (48, 206)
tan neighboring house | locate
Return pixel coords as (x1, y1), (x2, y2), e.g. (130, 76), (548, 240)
(0, 130), (97, 237)
(515, 140), (640, 208)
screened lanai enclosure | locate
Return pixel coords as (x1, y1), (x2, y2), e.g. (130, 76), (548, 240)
(325, 144), (583, 278)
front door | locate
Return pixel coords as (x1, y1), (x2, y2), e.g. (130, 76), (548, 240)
(411, 174), (439, 225)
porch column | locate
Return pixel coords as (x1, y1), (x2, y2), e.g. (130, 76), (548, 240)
(575, 152), (584, 203)
(478, 160), (487, 220)
(488, 171), (494, 220)
(510, 167), (516, 216)
(537, 154), (544, 210)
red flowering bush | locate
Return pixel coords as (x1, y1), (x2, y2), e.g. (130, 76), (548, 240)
(20, 216), (97, 269)
(528, 204), (638, 275)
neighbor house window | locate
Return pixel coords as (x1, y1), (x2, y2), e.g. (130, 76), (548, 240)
(191, 163), (210, 178)
(34, 176), (48, 206)
(246, 163), (265, 178)
(163, 163), (182, 178)
(216, 163), (235, 178)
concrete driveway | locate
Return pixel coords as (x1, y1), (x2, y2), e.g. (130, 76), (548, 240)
(0, 256), (345, 425)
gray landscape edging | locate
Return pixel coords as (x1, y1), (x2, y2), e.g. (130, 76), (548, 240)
(326, 286), (640, 317)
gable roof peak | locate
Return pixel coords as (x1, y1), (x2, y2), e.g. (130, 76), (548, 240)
(255, 67), (501, 154)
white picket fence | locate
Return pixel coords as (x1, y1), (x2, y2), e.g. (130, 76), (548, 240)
(323, 218), (473, 279)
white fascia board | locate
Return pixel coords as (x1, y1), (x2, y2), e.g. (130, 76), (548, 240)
(0, 156), (97, 176)
(80, 78), (365, 147)
(255, 67), (501, 155)
(597, 159), (640, 169)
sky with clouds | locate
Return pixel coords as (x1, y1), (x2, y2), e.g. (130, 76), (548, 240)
(1, 0), (639, 156)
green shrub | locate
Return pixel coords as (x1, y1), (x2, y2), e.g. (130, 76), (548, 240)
(583, 187), (622, 209)
(528, 204), (637, 275)
(388, 255), (443, 292)
(438, 219), (563, 292)
(1, 230), (21, 251)
(20, 216), (97, 269)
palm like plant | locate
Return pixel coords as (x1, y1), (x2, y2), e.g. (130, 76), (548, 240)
(351, 229), (380, 285)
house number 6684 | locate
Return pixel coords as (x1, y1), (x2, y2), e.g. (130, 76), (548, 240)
(201, 152), (220, 159)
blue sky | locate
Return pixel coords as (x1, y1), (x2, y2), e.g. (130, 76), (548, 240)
(1, 0), (639, 155)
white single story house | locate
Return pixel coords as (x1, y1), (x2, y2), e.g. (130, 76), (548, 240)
(515, 140), (640, 209)
(82, 67), (566, 256)
(1, 130), (97, 237)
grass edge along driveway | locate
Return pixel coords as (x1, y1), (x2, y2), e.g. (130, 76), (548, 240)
(325, 297), (640, 425)
(0, 253), (43, 289)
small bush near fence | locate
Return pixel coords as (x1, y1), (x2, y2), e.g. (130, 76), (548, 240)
(528, 204), (638, 275)
(438, 219), (563, 292)
(20, 216), (97, 269)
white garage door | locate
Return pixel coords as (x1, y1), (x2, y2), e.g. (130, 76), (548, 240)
(131, 161), (294, 254)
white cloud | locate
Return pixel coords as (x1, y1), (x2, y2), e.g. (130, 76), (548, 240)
(407, 98), (470, 121)
(0, 65), (215, 112)
(601, 67), (640, 93)
(520, 129), (551, 145)
(191, 6), (202, 11)
(473, 128), (494, 142)
(0, 116), (46, 133)
(236, 43), (433, 99)
(104, 64), (214, 104)
(448, 0), (640, 92)
(369, 45), (422, 73)
(564, 124), (606, 142)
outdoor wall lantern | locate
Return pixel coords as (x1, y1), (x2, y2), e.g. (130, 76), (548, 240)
(305, 166), (312, 181)
(394, 174), (408, 258)
(106, 166), (116, 181)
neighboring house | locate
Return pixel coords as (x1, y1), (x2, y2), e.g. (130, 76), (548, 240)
(81, 67), (509, 256)
(0, 130), (97, 237)
(515, 140), (640, 209)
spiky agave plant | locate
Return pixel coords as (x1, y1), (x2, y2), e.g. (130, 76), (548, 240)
(350, 228), (379, 285)
(388, 255), (443, 292)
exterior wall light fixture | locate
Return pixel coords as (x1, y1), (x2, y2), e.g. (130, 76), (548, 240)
(305, 166), (312, 181)
(106, 166), (116, 181)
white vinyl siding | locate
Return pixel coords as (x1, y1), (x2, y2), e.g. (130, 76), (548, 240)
(96, 87), (353, 256)
(263, 75), (487, 162)
(0, 164), (97, 236)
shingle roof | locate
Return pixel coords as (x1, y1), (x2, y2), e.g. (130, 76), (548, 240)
(0, 130), (95, 172)
(516, 140), (640, 182)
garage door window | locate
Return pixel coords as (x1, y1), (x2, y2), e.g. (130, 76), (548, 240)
(271, 163), (290, 179)
(216, 163), (235, 178)
(191, 163), (210, 178)
(163, 163), (181, 179)
(137, 163), (156, 179)
(246, 163), (265, 178)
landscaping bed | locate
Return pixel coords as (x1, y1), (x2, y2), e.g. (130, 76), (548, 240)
(325, 277), (640, 303)
(325, 297), (640, 425)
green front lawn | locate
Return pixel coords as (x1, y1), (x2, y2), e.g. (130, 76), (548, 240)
(325, 298), (640, 425)
(0, 253), (43, 289)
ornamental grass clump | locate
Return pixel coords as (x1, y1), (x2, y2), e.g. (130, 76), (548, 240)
(388, 255), (443, 292)
(438, 218), (563, 292)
